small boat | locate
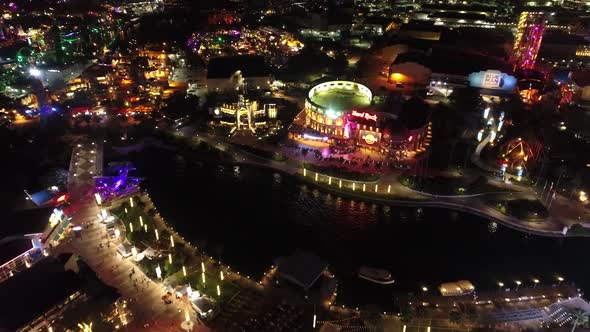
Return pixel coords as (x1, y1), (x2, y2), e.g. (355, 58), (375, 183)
(358, 266), (395, 284)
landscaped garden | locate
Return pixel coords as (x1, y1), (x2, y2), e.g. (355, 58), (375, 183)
(400, 175), (502, 195)
(110, 196), (240, 305)
(490, 198), (548, 221)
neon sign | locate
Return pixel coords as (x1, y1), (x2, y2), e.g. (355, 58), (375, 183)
(362, 134), (378, 145)
(351, 110), (377, 122)
(359, 130), (381, 146)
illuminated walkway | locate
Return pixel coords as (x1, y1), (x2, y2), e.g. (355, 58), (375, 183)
(56, 142), (209, 331)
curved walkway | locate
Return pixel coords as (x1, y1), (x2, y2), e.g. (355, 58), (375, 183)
(176, 130), (581, 238)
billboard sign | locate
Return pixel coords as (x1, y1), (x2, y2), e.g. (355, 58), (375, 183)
(468, 70), (517, 91)
(483, 72), (501, 88)
(358, 130), (381, 147)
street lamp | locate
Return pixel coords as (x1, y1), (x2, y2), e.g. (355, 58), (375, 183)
(533, 278), (540, 288)
(515, 280), (521, 291)
(557, 276), (564, 286)
(497, 282), (504, 292)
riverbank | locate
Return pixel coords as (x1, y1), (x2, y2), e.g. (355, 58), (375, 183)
(122, 131), (585, 237)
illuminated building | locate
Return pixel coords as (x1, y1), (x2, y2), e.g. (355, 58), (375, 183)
(210, 96), (279, 133)
(291, 80), (430, 154)
(512, 12), (546, 70)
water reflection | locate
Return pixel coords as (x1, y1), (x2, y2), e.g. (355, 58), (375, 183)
(131, 150), (590, 308)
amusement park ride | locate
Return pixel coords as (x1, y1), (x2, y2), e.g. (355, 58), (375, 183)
(499, 138), (537, 180)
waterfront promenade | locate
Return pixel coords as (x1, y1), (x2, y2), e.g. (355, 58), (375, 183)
(170, 128), (589, 237)
(55, 141), (210, 331)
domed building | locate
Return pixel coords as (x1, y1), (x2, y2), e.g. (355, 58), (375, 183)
(290, 80), (431, 157)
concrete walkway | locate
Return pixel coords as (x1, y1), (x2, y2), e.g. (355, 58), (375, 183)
(55, 141), (210, 331)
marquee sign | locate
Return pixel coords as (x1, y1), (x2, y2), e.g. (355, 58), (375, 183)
(351, 110), (377, 122)
(483, 72), (501, 88)
(358, 130), (381, 146)
(468, 70), (517, 91)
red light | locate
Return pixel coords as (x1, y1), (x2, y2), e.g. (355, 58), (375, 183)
(408, 135), (413, 142)
(56, 194), (67, 203)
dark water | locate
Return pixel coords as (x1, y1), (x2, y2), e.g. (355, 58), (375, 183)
(128, 148), (590, 309)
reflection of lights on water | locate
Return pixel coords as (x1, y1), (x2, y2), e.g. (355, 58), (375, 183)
(488, 222), (498, 233)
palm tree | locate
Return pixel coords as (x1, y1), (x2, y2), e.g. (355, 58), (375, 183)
(448, 310), (462, 325)
(570, 309), (589, 332)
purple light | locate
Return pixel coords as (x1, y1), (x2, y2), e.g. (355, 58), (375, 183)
(95, 165), (141, 203)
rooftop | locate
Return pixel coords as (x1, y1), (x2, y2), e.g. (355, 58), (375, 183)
(274, 250), (328, 291)
(310, 89), (372, 111)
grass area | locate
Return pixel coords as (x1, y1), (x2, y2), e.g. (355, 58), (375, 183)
(568, 223), (590, 236)
(310, 89), (371, 110)
(304, 162), (380, 182)
(490, 199), (548, 221)
(399, 175), (500, 195)
(176, 271), (240, 304)
(231, 143), (288, 161)
(111, 200), (189, 278)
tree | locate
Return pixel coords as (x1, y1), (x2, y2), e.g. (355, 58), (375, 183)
(448, 310), (462, 325)
(361, 305), (384, 332)
(448, 87), (483, 113)
(47, 25), (65, 65)
(570, 308), (590, 332)
(400, 306), (414, 324)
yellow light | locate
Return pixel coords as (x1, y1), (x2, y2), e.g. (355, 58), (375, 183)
(220, 271), (224, 280)
(217, 285), (221, 296)
(303, 168), (306, 177)
(94, 193), (102, 205)
(328, 177), (332, 185)
(339, 180), (342, 188)
(201, 262), (205, 272)
(375, 184), (378, 192)
(168, 253), (172, 264)
(144, 224), (148, 232)
(201, 272), (206, 284)
(363, 184), (366, 192)
(388, 185), (391, 193)
(315, 173), (318, 181)
(170, 235), (175, 248)
(155, 229), (159, 240)
(353, 183), (356, 191)
(391, 72), (403, 81)
(129, 223), (133, 232)
(139, 216), (143, 226)
(129, 197), (134, 208)
(182, 265), (187, 276)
